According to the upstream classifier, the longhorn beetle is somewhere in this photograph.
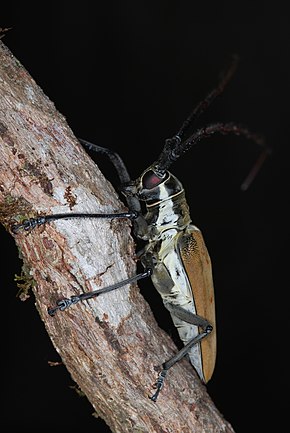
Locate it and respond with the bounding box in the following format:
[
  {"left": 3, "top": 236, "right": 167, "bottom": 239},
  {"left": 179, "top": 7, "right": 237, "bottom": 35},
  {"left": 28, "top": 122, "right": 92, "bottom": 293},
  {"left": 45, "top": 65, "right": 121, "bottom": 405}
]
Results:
[{"left": 12, "top": 58, "right": 269, "bottom": 402}]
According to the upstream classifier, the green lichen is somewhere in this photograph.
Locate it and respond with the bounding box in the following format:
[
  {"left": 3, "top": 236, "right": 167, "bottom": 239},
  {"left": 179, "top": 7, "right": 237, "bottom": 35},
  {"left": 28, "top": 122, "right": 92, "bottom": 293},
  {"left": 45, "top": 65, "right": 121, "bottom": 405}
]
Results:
[{"left": 14, "top": 265, "right": 36, "bottom": 301}]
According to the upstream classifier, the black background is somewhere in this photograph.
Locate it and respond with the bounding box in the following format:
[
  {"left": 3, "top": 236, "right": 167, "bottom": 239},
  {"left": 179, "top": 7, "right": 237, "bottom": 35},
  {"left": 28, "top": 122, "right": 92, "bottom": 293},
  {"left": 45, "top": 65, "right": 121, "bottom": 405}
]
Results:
[{"left": 1, "top": 2, "right": 289, "bottom": 432}]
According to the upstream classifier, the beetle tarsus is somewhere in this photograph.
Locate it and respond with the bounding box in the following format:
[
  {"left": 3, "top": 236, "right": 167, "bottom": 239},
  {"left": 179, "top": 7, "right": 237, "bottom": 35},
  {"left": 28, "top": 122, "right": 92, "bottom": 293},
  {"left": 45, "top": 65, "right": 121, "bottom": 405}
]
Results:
[
  {"left": 206, "top": 324, "right": 213, "bottom": 334},
  {"left": 149, "top": 369, "right": 168, "bottom": 402},
  {"left": 11, "top": 216, "right": 46, "bottom": 233},
  {"left": 48, "top": 295, "right": 80, "bottom": 316}
]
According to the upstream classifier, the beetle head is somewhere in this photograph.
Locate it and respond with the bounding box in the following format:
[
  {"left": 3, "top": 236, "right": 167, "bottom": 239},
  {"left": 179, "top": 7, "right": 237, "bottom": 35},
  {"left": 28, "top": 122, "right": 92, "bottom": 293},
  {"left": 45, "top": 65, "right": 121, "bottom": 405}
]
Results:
[{"left": 131, "top": 167, "right": 184, "bottom": 206}]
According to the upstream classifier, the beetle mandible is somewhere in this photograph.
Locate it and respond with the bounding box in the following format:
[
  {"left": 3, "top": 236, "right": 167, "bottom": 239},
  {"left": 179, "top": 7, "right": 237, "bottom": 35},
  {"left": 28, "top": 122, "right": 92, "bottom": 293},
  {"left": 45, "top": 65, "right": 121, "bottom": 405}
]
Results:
[{"left": 12, "top": 58, "right": 269, "bottom": 401}]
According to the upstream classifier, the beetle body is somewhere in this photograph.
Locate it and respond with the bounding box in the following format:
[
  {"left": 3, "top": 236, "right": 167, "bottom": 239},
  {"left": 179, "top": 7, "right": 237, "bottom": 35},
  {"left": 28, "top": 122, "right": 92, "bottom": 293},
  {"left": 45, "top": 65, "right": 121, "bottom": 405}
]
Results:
[
  {"left": 131, "top": 169, "right": 216, "bottom": 383},
  {"left": 12, "top": 58, "right": 268, "bottom": 400}
]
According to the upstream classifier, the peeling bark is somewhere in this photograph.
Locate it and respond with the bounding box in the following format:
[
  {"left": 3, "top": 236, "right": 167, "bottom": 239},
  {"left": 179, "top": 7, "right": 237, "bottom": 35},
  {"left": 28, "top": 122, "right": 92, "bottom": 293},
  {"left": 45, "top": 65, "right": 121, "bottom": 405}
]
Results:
[{"left": 0, "top": 40, "right": 235, "bottom": 433}]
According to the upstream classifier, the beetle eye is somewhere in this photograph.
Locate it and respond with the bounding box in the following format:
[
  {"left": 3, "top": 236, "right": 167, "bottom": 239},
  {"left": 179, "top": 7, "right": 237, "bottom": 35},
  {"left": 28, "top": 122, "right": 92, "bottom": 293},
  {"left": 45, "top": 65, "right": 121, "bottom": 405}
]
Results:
[{"left": 142, "top": 170, "right": 165, "bottom": 189}]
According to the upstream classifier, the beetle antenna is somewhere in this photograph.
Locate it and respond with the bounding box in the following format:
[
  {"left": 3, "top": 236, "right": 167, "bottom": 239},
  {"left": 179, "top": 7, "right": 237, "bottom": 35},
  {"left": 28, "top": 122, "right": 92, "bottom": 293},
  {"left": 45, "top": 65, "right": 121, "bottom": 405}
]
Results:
[
  {"left": 154, "top": 55, "right": 239, "bottom": 176},
  {"left": 153, "top": 56, "right": 270, "bottom": 186},
  {"left": 154, "top": 122, "right": 270, "bottom": 187},
  {"left": 240, "top": 147, "right": 271, "bottom": 191},
  {"left": 175, "top": 54, "right": 239, "bottom": 141}
]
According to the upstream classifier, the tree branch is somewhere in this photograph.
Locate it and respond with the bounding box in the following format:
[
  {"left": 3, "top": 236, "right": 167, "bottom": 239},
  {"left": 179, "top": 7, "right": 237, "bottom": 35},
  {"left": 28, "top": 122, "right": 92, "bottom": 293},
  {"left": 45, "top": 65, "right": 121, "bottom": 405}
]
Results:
[{"left": 0, "top": 40, "right": 235, "bottom": 433}]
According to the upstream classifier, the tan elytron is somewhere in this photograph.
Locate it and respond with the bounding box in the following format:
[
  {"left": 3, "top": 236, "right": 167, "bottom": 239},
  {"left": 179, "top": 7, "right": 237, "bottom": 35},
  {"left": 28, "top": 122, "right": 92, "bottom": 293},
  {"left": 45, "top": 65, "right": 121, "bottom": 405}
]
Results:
[{"left": 178, "top": 228, "right": 216, "bottom": 382}]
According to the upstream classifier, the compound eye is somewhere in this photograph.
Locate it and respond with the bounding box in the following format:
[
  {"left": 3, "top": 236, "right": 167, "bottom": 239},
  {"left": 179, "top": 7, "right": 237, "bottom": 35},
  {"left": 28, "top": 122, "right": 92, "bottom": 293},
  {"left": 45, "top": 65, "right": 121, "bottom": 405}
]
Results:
[{"left": 142, "top": 170, "right": 165, "bottom": 189}]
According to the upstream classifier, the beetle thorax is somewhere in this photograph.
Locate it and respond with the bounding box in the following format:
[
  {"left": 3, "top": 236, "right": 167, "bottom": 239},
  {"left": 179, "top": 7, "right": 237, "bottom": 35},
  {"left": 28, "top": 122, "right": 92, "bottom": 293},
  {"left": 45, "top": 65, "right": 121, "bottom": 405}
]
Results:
[{"left": 144, "top": 191, "right": 192, "bottom": 239}]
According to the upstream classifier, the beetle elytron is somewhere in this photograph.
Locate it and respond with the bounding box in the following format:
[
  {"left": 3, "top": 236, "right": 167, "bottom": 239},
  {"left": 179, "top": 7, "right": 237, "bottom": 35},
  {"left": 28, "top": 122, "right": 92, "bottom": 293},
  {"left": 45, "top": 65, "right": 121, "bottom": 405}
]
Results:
[{"left": 13, "top": 58, "right": 269, "bottom": 401}]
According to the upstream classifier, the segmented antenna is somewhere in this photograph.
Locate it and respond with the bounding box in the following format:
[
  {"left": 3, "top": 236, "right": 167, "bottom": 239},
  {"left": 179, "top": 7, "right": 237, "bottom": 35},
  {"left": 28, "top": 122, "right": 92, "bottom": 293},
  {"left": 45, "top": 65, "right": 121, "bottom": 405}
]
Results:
[
  {"left": 240, "top": 147, "right": 271, "bottom": 191},
  {"left": 153, "top": 57, "right": 270, "bottom": 189},
  {"left": 175, "top": 55, "right": 239, "bottom": 141}
]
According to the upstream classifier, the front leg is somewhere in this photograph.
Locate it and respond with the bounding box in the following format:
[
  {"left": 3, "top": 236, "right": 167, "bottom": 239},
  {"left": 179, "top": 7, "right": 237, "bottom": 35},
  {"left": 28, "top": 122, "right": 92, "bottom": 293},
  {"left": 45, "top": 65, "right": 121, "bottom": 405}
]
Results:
[{"left": 11, "top": 211, "right": 138, "bottom": 233}]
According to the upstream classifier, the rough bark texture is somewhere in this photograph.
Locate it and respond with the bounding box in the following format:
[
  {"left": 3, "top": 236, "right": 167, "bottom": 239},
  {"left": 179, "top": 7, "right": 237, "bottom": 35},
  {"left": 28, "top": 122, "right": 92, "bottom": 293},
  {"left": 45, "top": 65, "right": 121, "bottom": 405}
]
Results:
[{"left": 0, "top": 40, "right": 235, "bottom": 433}]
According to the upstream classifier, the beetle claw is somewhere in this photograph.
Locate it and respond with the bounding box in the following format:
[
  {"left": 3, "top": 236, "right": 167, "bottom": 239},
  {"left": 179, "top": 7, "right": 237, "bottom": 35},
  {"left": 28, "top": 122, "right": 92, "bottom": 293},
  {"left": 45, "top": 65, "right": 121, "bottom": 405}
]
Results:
[
  {"left": 47, "top": 295, "right": 81, "bottom": 316},
  {"left": 11, "top": 217, "right": 46, "bottom": 233},
  {"left": 149, "top": 369, "right": 168, "bottom": 402}
]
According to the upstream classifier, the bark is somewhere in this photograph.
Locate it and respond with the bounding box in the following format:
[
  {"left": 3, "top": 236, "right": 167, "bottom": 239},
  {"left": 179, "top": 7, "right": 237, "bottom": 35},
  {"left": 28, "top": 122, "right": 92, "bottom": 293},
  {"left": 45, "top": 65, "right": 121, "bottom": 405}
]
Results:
[{"left": 0, "top": 40, "right": 235, "bottom": 433}]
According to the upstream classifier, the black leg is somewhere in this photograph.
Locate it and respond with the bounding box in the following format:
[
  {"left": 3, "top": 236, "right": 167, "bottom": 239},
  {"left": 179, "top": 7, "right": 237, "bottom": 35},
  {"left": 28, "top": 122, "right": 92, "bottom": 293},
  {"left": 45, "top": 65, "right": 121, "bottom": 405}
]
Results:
[
  {"left": 48, "top": 269, "right": 151, "bottom": 316},
  {"left": 11, "top": 138, "right": 137, "bottom": 234},
  {"left": 11, "top": 211, "right": 138, "bottom": 233},
  {"left": 79, "top": 138, "right": 131, "bottom": 185},
  {"left": 149, "top": 304, "right": 212, "bottom": 402},
  {"left": 79, "top": 138, "right": 148, "bottom": 237}
]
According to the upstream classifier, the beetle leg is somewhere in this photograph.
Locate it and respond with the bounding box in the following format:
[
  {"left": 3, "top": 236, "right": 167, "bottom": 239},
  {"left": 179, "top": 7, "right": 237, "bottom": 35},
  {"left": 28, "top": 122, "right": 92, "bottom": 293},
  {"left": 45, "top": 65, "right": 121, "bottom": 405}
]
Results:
[
  {"left": 11, "top": 211, "right": 138, "bottom": 233},
  {"left": 149, "top": 304, "right": 212, "bottom": 402},
  {"left": 48, "top": 269, "right": 152, "bottom": 316},
  {"left": 79, "top": 138, "right": 148, "bottom": 237},
  {"left": 78, "top": 138, "right": 131, "bottom": 185}
]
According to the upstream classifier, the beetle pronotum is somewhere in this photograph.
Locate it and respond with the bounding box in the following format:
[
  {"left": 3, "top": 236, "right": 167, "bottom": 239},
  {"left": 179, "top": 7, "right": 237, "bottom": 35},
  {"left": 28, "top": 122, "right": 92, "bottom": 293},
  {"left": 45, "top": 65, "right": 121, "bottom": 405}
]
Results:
[{"left": 13, "top": 57, "right": 269, "bottom": 401}]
